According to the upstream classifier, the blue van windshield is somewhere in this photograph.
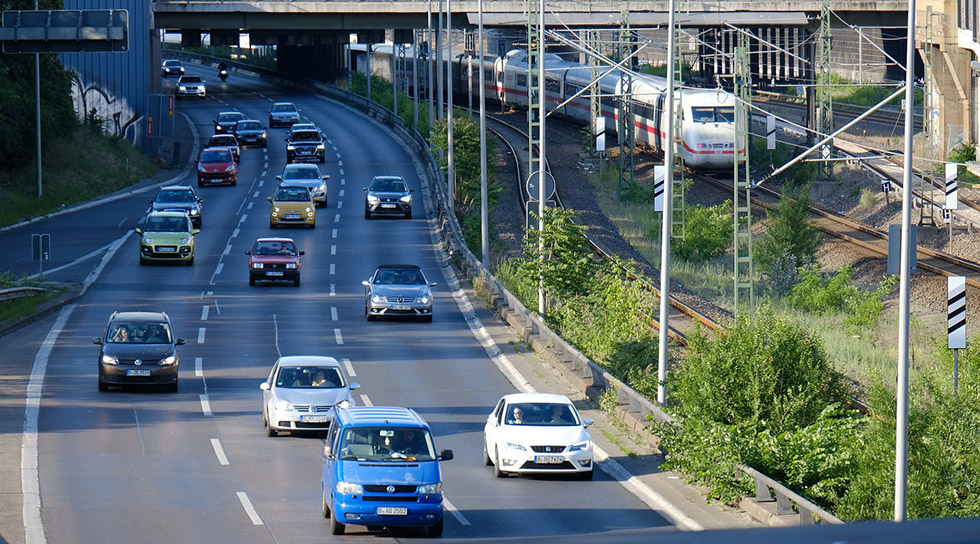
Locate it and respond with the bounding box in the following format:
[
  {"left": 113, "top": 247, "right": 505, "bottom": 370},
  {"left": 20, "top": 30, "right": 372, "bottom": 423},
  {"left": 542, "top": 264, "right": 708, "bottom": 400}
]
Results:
[{"left": 338, "top": 427, "right": 436, "bottom": 461}]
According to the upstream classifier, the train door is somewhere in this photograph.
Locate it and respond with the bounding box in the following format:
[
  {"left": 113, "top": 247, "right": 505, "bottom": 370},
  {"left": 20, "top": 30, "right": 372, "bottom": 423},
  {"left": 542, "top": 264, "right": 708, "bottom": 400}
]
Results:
[
  {"left": 494, "top": 58, "right": 505, "bottom": 102},
  {"left": 653, "top": 93, "right": 665, "bottom": 153}
]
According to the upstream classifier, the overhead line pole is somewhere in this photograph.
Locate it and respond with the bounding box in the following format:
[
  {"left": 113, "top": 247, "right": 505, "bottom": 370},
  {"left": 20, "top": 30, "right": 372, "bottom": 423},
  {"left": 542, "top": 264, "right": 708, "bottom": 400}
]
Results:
[
  {"left": 35, "top": 0, "right": 42, "bottom": 199},
  {"left": 437, "top": 0, "right": 444, "bottom": 120},
  {"left": 657, "top": 0, "right": 678, "bottom": 406},
  {"left": 536, "top": 0, "right": 546, "bottom": 318},
  {"left": 447, "top": 0, "right": 455, "bottom": 215},
  {"left": 479, "top": 0, "right": 489, "bottom": 264},
  {"left": 428, "top": 0, "right": 435, "bottom": 129}
]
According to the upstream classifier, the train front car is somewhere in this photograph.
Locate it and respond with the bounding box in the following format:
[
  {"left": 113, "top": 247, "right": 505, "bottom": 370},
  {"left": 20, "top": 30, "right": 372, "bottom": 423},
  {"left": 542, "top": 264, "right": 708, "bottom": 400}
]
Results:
[{"left": 677, "top": 90, "right": 737, "bottom": 171}]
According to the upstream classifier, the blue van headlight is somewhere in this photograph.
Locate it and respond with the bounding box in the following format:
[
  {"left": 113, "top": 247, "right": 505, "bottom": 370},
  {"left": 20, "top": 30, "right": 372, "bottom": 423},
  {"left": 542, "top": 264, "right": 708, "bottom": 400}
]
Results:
[
  {"left": 336, "top": 482, "right": 364, "bottom": 495},
  {"left": 418, "top": 483, "right": 442, "bottom": 494}
]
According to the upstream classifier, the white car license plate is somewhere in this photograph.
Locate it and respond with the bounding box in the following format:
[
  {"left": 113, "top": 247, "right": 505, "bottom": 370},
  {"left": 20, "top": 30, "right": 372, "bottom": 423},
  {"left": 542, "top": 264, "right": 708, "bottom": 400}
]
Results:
[
  {"left": 381, "top": 203, "right": 396, "bottom": 208},
  {"left": 377, "top": 507, "right": 408, "bottom": 516},
  {"left": 392, "top": 304, "right": 411, "bottom": 310},
  {"left": 157, "top": 247, "right": 176, "bottom": 252},
  {"left": 126, "top": 369, "right": 152, "bottom": 377},
  {"left": 300, "top": 415, "right": 330, "bottom": 423},
  {"left": 285, "top": 214, "right": 300, "bottom": 219},
  {"left": 535, "top": 455, "right": 565, "bottom": 464},
  {"left": 266, "top": 271, "right": 284, "bottom": 277}
]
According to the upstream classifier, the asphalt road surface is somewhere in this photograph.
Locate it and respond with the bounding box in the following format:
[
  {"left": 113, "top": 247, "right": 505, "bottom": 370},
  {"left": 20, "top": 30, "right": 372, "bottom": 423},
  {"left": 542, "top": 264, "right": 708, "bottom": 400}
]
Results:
[{"left": 4, "top": 66, "right": 672, "bottom": 543}]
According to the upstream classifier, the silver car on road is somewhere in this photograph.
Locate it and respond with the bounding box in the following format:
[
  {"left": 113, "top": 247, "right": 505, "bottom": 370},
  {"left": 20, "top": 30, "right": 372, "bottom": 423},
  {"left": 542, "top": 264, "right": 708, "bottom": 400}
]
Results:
[
  {"left": 276, "top": 163, "right": 329, "bottom": 207},
  {"left": 260, "top": 356, "right": 359, "bottom": 436},
  {"left": 362, "top": 264, "right": 435, "bottom": 322}
]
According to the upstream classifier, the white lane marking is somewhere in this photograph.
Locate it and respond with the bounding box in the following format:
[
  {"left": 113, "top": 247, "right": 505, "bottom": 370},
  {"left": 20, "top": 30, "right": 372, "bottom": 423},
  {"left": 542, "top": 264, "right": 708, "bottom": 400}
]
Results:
[
  {"left": 332, "top": 145, "right": 338, "bottom": 151},
  {"left": 339, "top": 168, "right": 344, "bottom": 175},
  {"left": 247, "top": 201, "right": 254, "bottom": 210},
  {"left": 341, "top": 358, "right": 356, "bottom": 377},
  {"left": 339, "top": 189, "right": 345, "bottom": 197},
  {"left": 25, "top": 228, "right": 130, "bottom": 280},
  {"left": 211, "top": 439, "right": 230, "bottom": 466},
  {"left": 258, "top": 179, "right": 264, "bottom": 187},
  {"left": 117, "top": 217, "right": 128, "bottom": 228},
  {"left": 200, "top": 395, "right": 212, "bottom": 416},
  {"left": 214, "top": 299, "right": 221, "bottom": 315},
  {"left": 359, "top": 394, "right": 373, "bottom": 406},
  {"left": 261, "top": 170, "right": 267, "bottom": 177},
  {"left": 327, "top": 139, "right": 333, "bottom": 144},
  {"left": 330, "top": 245, "right": 336, "bottom": 255},
  {"left": 329, "top": 264, "right": 335, "bottom": 275},
  {"left": 195, "top": 357, "right": 203, "bottom": 377},
  {"left": 201, "top": 306, "right": 209, "bottom": 321},
  {"left": 232, "top": 228, "right": 240, "bottom": 238},
  {"left": 330, "top": 307, "right": 338, "bottom": 321},
  {"left": 207, "top": 290, "right": 213, "bottom": 296},
  {"left": 263, "top": 161, "right": 268, "bottom": 169},
  {"left": 335, "top": 152, "right": 342, "bottom": 158},
  {"left": 338, "top": 160, "right": 343, "bottom": 166},
  {"left": 443, "top": 498, "right": 471, "bottom": 526},
  {"left": 332, "top": 229, "right": 338, "bottom": 239},
  {"left": 329, "top": 284, "right": 336, "bottom": 296},
  {"left": 236, "top": 492, "right": 264, "bottom": 525},
  {"left": 133, "top": 405, "right": 146, "bottom": 455},
  {"left": 223, "top": 244, "right": 231, "bottom": 256},
  {"left": 334, "top": 214, "right": 340, "bottom": 223},
  {"left": 334, "top": 329, "right": 344, "bottom": 345},
  {"left": 253, "top": 191, "right": 259, "bottom": 197},
  {"left": 341, "top": 179, "right": 345, "bottom": 186},
  {"left": 273, "top": 314, "right": 281, "bottom": 356},
  {"left": 215, "top": 263, "right": 224, "bottom": 275},
  {"left": 337, "top": 201, "right": 343, "bottom": 209},
  {"left": 239, "top": 214, "right": 248, "bottom": 223},
  {"left": 198, "top": 327, "right": 206, "bottom": 344}
]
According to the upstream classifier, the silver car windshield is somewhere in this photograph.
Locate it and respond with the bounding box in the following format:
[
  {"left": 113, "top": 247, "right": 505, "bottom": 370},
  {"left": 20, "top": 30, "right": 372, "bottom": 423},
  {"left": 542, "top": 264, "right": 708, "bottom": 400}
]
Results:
[
  {"left": 283, "top": 166, "right": 319, "bottom": 180},
  {"left": 373, "top": 268, "right": 425, "bottom": 285},
  {"left": 337, "top": 427, "right": 436, "bottom": 461},
  {"left": 275, "top": 366, "right": 344, "bottom": 388}
]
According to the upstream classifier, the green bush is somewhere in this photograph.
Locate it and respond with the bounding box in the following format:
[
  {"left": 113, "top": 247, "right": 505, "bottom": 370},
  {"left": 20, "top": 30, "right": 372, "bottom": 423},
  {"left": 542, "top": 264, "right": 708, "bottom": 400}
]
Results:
[
  {"left": 755, "top": 185, "right": 822, "bottom": 275},
  {"left": 947, "top": 143, "right": 980, "bottom": 185},
  {"left": 787, "top": 267, "right": 898, "bottom": 330},
  {"left": 672, "top": 200, "right": 733, "bottom": 263}
]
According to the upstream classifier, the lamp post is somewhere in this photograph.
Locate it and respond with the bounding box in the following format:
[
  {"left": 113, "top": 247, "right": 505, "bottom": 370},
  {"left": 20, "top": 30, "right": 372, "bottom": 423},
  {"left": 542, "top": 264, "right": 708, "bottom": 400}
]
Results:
[
  {"left": 657, "top": 0, "right": 678, "bottom": 405},
  {"left": 479, "top": 0, "right": 488, "bottom": 263}
]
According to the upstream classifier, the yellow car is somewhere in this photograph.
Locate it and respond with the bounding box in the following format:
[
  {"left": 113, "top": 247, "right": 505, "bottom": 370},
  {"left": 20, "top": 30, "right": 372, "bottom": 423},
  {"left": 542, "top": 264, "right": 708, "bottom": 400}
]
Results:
[
  {"left": 269, "top": 183, "right": 316, "bottom": 228},
  {"left": 136, "top": 211, "right": 199, "bottom": 265}
]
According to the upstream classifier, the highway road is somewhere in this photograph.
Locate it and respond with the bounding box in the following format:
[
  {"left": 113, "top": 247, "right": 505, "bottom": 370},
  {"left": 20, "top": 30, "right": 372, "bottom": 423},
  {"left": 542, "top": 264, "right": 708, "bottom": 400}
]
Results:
[{"left": 3, "top": 66, "right": 672, "bottom": 542}]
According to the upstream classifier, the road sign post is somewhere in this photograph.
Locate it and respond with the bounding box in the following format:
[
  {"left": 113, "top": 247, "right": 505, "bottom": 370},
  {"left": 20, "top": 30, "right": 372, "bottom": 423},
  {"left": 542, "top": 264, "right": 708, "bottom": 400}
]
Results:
[
  {"left": 31, "top": 233, "right": 50, "bottom": 277},
  {"left": 948, "top": 276, "right": 966, "bottom": 393}
]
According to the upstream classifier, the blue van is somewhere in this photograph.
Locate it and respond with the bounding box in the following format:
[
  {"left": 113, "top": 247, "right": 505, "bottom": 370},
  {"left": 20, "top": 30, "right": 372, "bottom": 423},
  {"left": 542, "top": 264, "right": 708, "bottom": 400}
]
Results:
[{"left": 321, "top": 406, "right": 454, "bottom": 536}]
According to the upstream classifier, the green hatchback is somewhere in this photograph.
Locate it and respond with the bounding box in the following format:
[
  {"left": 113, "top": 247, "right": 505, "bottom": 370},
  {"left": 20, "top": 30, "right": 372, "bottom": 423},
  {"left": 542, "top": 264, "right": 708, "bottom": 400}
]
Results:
[{"left": 136, "top": 211, "right": 199, "bottom": 265}]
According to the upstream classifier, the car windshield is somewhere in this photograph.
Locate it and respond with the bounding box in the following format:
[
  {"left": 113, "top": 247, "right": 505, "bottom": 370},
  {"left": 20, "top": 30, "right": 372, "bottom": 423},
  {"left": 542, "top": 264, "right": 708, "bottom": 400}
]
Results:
[
  {"left": 238, "top": 121, "right": 262, "bottom": 131},
  {"left": 144, "top": 215, "right": 189, "bottom": 233},
  {"left": 209, "top": 136, "right": 236, "bottom": 146},
  {"left": 272, "top": 104, "right": 296, "bottom": 112},
  {"left": 373, "top": 268, "right": 424, "bottom": 285},
  {"left": 201, "top": 150, "right": 232, "bottom": 163},
  {"left": 370, "top": 178, "right": 407, "bottom": 192},
  {"left": 504, "top": 402, "right": 579, "bottom": 426},
  {"left": 252, "top": 240, "right": 298, "bottom": 256},
  {"left": 106, "top": 322, "right": 172, "bottom": 344},
  {"left": 290, "top": 131, "right": 320, "bottom": 142},
  {"left": 164, "top": 61, "right": 181, "bottom": 67},
  {"left": 218, "top": 113, "right": 243, "bottom": 123},
  {"left": 274, "top": 187, "right": 311, "bottom": 202},
  {"left": 156, "top": 190, "right": 194, "bottom": 203},
  {"left": 275, "top": 366, "right": 343, "bottom": 388},
  {"left": 337, "top": 427, "right": 436, "bottom": 462},
  {"left": 181, "top": 76, "right": 202, "bottom": 83},
  {"left": 283, "top": 166, "right": 319, "bottom": 180}
]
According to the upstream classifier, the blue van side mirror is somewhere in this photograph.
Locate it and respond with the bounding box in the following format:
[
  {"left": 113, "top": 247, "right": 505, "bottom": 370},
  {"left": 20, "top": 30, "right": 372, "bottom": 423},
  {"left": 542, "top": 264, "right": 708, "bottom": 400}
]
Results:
[{"left": 439, "top": 449, "right": 453, "bottom": 461}]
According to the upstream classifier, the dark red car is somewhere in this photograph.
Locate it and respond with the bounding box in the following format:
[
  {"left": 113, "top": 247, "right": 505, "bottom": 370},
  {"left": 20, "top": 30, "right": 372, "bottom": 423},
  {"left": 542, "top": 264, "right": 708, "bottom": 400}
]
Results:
[
  {"left": 197, "top": 148, "right": 237, "bottom": 187},
  {"left": 246, "top": 238, "right": 304, "bottom": 286}
]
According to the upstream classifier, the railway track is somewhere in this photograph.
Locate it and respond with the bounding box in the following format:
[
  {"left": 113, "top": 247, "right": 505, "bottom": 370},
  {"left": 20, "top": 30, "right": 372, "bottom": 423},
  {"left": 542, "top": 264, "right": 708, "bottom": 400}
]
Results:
[{"left": 753, "top": 94, "right": 923, "bottom": 133}]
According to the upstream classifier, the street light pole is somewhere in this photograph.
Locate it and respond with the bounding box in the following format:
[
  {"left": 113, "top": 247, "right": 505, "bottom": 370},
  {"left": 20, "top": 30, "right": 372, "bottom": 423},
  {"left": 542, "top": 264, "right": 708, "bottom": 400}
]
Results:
[
  {"left": 536, "top": 0, "right": 546, "bottom": 317},
  {"left": 436, "top": 0, "right": 444, "bottom": 120},
  {"left": 447, "top": 0, "right": 455, "bottom": 216},
  {"left": 657, "top": 0, "right": 678, "bottom": 405},
  {"left": 428, "top": 0, "right": 434, "bottom": 128},
  {"left": 479, "top": 0, "right": 489, "bottom": 263},
  {"left": 35, "top": 0, "right": 42, "bottom": 199}
]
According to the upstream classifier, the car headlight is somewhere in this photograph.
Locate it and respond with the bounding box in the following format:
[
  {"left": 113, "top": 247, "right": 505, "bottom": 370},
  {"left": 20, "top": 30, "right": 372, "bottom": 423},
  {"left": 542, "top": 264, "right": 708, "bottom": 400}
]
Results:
[
  {"left": 317, "top": 183, "right": 326, "bottom": 191},
  {"left": 335, "top": 399, "right": 351, "bottom": 409},
  {"left": 253, "top": 262, "right": 264, "bottom": 269},
  {"left": 101, "top": 354, "right": 118, "bottom": 365},
  {"left": 274, "top": 207, "right": 280, "bottom": 212},
  {"left": 416, "top": 295, "right": 430, "bottom": 304},
  {"left": 261, "top": 133, "right": 267, "bottom": 139},
  {"left": 287, "top": 144, "right": 295, "bottom": 151},
  {"left": 317, "top": 143, "right": 325, "bottom": 150},
  {"left": 197, "top": 164, "right": 207, "bottom": 172},
  {"left": 273, "top": 400, "right": 294, "bottom": 411},
  {"left": 336, "top": 482, "right": 363, "bottom": 495},
  {"left": 179, "top": 86, "right": 187, "bottom": 91},
  {"left": 159, "top": 354, "right": 177, "bottom": 366},
  {"left": 569, "top": 441, "right": 591, "bottom": 452},
  {"left": 285, "top": 263, "right": 296, "bottom": 269},
  {"left": 367, "top": 195, "right": 379, "bottom": 204},
  {"left": 189, "top": 208, "right": 199, "bottom": 215},
  {"left": 505, "top": 442, "right": 527, "bottom": 451},
  {"left": 400, "top": 195, "right": 412, "bottom": 203},
  {"left": 179, "top": 237, "right": 191, "bottom": 244},
  {"left": 372, "top": 294, "right": 386, "bottom": 303},
  {"left": 141, "top": 236, "right": 153, "bottom": 245},
  {"left": 304, "top": 207, "right": 311, "bottom": 213},
  {"left": 224, "top": 163, "right": 235, "bottom": 172},
  {"left": 418, "top": 483, "right": 442, "bottom": 494}
]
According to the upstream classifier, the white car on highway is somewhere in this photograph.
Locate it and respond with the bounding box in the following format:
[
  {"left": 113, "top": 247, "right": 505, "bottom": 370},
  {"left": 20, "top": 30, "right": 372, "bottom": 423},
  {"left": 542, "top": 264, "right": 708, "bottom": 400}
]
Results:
[
  {"left": 483, "top": 393, "right": 594, "bottom": 479},
  {"left": 260, "top": 356, "right": 359, "bottom": 437}
]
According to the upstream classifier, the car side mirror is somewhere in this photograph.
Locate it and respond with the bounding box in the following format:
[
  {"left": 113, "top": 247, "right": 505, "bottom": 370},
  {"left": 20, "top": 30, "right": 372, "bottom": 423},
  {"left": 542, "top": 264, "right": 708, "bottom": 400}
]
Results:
[
  {"left": 134, "top": 228, "right": 142, "bottom": 234},
  {"left": 322, "top": 175, "right": 330, "bottom": 180},
  {"left": 361, "top": 280, "right": 371, "bottom": 287},
  {"left": 299, "top": 250, "right": 305, "bottom": 256},
  {"left": 323, "top": 445, "right": 334, "bottom": 459},
  {"left": 267, "top": 197, "right": 273, "bottom": 202},
  {"left": 259, "top": 382, "right": 271, "bottom": 391},
  {"left": 245, "top": 251, "right": 251, "bottom": 255},
  {"left": 486, "top": 414, "right": 496, "bottom": 425},
  {"left": 349, "top": 382, "right": 360, "bottom": 390},
  {"left": 410, "top": 189, "right": 415, "bottom": 193},
  {"left": 92, "top": 337, "right": 103, "bottom": 345},
  {"left": 175, "top": 338, "right": 186, "bottom": 346},
  {"left": 363, "top": 188, "right": 369, "bottom": 192},
  {"left": 192, "top": 229, "right": 200, "bottom": 236},
  {"left": 213, "top": 120, "right": 219, "bottom": 125},
  {"left": 275, "top": 176, "right": 283, "bottom": 181},
  {"left": 583, "top": 418, "right": 594, "bottom": 428},
  {"left": 429, "top": 282, "right": 438, "bottom": 287},
  {"left": 284, "top": 137, "right": 289, "bottom": 142},
  {"left": 439, "top": 449, "right": 454, "bottom": 461}
]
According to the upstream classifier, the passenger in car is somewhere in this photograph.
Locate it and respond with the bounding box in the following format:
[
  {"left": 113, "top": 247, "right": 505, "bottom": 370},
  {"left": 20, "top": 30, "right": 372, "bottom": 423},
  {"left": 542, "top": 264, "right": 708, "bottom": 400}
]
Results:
[
  {"left": 111, "top": 325, "right": 131, "bottom": 343},
  {"left": 508, "top": 406, "right": 524, "bottom": 424}
]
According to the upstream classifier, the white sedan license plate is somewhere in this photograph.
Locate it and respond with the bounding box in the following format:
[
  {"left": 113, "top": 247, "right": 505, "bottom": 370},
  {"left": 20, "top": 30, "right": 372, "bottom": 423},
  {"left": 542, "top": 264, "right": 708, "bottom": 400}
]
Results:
[
  {"left": 266, "top": 271, "right": 284, "bottom": 277},
  {"left": 535, "top": 455, "right": 565, "bottom": 464},
  {"left": 126, "top": 369, "right": 152, "bottom": 377},
  {"left": 381, "top": 203, "right": 396, "bottom": 208},
  {"left": 156, "top": 247, "right": 176, "bottom": 252},
  {"left": 377, "top": 507, "right": 408, "bottom": 516},
  {"left": 392, "top": 304, "right": 411, "bottom": 310},
  {"left": 300, "top": 415, "right": 330, "bottom": 423}
]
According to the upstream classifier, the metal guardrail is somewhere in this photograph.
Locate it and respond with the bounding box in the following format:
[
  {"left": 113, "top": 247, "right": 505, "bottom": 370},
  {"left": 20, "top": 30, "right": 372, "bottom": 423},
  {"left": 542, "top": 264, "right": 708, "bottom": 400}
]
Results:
[
  {"left": 0, "top": 286, "right": 46, "bottom": 302},
  {"left": 172, "top": 50, "right": 845, "bottom": 526}
]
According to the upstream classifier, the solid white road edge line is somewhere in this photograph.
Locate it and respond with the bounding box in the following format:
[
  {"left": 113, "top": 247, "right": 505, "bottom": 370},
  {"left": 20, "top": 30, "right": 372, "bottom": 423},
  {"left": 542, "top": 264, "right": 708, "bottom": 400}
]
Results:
[
  {"left": 443, "top": 498, "right": 471, "bottom": 526},
  {"left": 341, "top": 358, "right": 356, "bottom": 377},
  {"left": 210, "top": 438, "right": 230, "bottom": 466},
  {"left": 236, "top": 492, "right": 264, "bottom": 525},
  {"left": 21, "top": 230, "right": 131, "bottom": 543}
]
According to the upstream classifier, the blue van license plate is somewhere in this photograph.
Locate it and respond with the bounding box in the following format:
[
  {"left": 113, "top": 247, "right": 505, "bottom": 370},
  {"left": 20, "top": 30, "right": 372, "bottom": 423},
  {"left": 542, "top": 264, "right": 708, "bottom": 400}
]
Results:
[{"left": 377, "top": 507, "right": 408, "bottom": 516}]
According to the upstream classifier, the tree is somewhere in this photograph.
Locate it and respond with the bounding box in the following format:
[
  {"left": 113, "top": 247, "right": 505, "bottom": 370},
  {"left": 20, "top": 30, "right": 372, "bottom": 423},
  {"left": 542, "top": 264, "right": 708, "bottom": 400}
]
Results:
[{"left": 755, "top": 185, "right": 822, "bottom": 275}]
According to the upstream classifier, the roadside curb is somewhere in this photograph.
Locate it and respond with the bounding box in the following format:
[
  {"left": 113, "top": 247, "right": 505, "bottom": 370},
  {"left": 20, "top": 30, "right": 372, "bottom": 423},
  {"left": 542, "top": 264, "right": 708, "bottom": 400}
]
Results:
[{"left": 0, "top": 286, "right": 82, "bottom": 339}]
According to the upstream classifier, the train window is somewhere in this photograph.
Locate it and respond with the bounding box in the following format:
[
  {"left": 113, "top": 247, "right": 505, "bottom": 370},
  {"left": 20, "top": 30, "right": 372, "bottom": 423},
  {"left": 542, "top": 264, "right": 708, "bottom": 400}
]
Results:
[
  {"left": 566, "top": 83, "right": 582, "bottom": 97},
  {"left": 545, "top": 79, "right": 561, "bottom": 93},
  {"left": 716, "top": 107, "right": 735, "bottom": 123},
  {"left": 516, "top": 74, "right": 527, "bottom": 87},
  {"left": 691, "top": 107, "right": 715, "bottom": 123}
]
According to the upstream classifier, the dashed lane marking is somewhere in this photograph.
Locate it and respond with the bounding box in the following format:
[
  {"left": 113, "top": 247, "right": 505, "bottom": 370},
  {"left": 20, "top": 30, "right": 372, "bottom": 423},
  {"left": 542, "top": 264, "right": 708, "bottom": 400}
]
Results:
[
  {"left": 200, "top": 395, "right": 212, "bottom": 416},
  {"left": 331, "top": 245, "right": 336, "bottom": 255},
  {"left": 329, "top": 264, "right": 335, "bottom": 275},
  {"left": 210, "top": 439, "right": 230, "bottom": 466},
  {"left": 198, "top": 327, "right": 206, "bottom": 344},
  {"left": 329, "top": 284, "right": 336, "bottom": 296},
  {"left": 236, "top": 492, "right": 264, "bottom": 525},
  {"left": 330, "top": 307, "right": 338, "bottom": 321},
  {"left": 341, "top": 357, "right": 356, "bottom": 377},
  {"left": 239, "top": 214, "right": 247, "bottom": 223},
  {"left": 339, "top": 189, "right": 345, "bottom": 197},
  {"left": 223, "top": 244, "right": 231, "bottom": 256},
  {"left": 247, "top": 201, "right": 254, "bottom": 210},
  {"left": 253, "top": 191, "right": 259, "bottom": 197},
  {"left": 232, "top": 228, "right": 240, "bottom": 238},
  {"left": 359, "top": 394, "right": 372, "bottom": 406},
  {"left": 332, "top": 229, "right": 338, "bottom": 239},
  {"left": 201, "top": 306, "right": 209, "bottom": 321},
  {"left": 334, "top": 329, "right": 344, "bottom": 345},
  {"left": 334, "top": 214, "right": 340, "bottom": 223},
  {"left": 337, "top": 201, "right": 343, "bottom": 209},
  {"left": 195, "top": 357, "right": 203, "bottom": 377}
]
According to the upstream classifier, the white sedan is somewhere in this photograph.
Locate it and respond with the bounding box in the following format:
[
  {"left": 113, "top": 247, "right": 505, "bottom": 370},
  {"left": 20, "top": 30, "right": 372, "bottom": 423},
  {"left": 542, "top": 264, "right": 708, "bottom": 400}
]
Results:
[
  {"left": 483, "top": 393, "right": 594, "bottom": 479},
  {"left": 260, "top": 356, "right": 359, "bottom": 437}
]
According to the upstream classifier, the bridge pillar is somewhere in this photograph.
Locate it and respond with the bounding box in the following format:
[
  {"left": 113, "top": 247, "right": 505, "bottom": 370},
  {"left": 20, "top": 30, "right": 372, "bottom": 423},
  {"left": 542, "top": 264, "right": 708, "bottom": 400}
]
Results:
[
  {"left": 918, "top": 7, "right": 973, "bottom": 158},
  {"left": 277, "top": 33, "right": 351, "bottom": 82}
]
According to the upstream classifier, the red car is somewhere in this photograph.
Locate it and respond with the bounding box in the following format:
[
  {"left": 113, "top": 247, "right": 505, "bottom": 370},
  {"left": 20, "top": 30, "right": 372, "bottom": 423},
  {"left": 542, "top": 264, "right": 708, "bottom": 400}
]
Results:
[
  {"left": 246, "top": 238, "right": 304, "bottom": 286},
  {"left": 197, "top": 148, "right": 237, "bottom": 187}
]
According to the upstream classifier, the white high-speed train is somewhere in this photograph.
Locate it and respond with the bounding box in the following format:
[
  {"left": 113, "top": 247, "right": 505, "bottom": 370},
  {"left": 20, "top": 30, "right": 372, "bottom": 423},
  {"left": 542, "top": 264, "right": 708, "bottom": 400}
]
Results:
[{"left": 353, "top": 45, "right": 738, "bottom": 171}]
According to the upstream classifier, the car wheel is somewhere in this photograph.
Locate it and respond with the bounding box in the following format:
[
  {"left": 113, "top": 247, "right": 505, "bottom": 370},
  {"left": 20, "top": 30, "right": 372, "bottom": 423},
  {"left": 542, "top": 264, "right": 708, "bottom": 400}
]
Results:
[
  {"left": 578, "top": 469, "right": 594, "bottom": 481},
  {"left": 270, "top": 222, "right": 276, "bottom": 229},
  {"left": 319, "top": 156, "right": 326, "bottom": 164},
  {"left": 405, "top": 208, "right": 412, "bottom": 219},
  {"left": 309, "top": 223, "right": 315, "bottom": 229},
  {"left": 139, "top": 257, "right": 146, "bottom": 266},
  {"left": 249, "top": 277, "right": 256, "bottom": 286},
  {"left": 329, "top": 511, "right": 345, "bottom": 535},
  {"left": 321, "top": 489, "right": 331, "bottom": 518},
  {"left": 366, "top": 313, "right": 376, "bottom": 322},
  {"left": 294, "top": 276, "right": 300, "bottom": 287},
  {"left": 98, "top": 374, "right": 108, "bottom": 392},
  {"left": 483, "top": 442, "right": 492, "bottom": 466},
  {"left": 364, "top": 209, "right": 371, "bottom": 219},
  {"left": 186, "top": 256, "right": 194, "bottom": 266},
  {"left": 428, "top": 517, "right": 444, "bottom": 537},
  {"left": 422, "top": 314, "right": 433, "bottom": 323},
  {"left": 493, "top": 449, "right": 507, "bottom": 478},
  {"left": 267, "top": 422, "right": 277, "bottom": 437},
  {"left": 168, "top": 380, "right": 178, "bottom": 393}
]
